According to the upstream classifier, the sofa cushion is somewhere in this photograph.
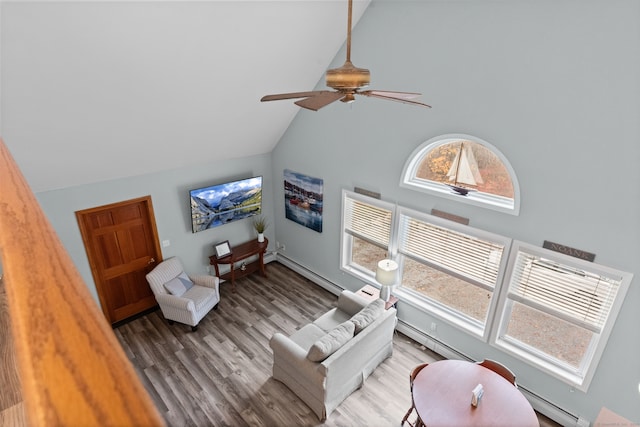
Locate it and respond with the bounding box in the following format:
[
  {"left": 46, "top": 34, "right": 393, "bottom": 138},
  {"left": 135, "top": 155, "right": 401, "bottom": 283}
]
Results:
[
  {"left": 336, "top": 290, "right": 370, "bottom": 316},
  {"left": 312, "top": 307, "right": 352, "bottom": 333},
  {"left": 290, "top": 323, "right": 327, "bottom": 352},
  {"left": 307, "top": 321, "right": 355, "bottom": 362},
  {"left": 350, "top": 299, "right": 385, "bottom": 334},
  {"left": 164, "top": 271, "right": 194, "bottom": 296}
]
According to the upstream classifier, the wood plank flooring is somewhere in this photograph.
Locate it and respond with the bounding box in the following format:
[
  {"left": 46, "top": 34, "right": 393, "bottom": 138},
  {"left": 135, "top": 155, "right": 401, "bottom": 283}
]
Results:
[
  {"left": 1, "top": 262, "right": 560, "bottom": 426},
  {"left": 114, "top": 262, "right": 561, "bottom": 427}
]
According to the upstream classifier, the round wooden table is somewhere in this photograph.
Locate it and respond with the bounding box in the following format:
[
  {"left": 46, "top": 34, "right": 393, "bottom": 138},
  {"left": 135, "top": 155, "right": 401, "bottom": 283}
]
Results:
[{"left": 412, "top": 359, "right": 539, "bottom": 427}]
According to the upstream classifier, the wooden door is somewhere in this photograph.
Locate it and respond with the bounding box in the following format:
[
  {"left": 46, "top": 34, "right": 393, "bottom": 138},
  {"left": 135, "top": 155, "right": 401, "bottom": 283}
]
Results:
[{"left": 76, "top": 196, "right": 162, "bottom": 324}]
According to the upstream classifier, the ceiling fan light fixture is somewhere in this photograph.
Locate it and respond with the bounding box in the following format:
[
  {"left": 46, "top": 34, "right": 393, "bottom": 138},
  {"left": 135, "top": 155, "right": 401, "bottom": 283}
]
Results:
[
  {"left": 326, "top": 61, "right": 371, "bottom": 90},
  {"left": 341, "top": 93, "right": 356, "bottom": 103}
]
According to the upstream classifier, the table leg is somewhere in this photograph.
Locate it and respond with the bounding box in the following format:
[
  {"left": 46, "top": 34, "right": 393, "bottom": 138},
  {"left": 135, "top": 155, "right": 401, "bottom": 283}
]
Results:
[
  {"left": 259, "top": 252, "right": 267, "bottom": 277},
  {"left": 230, "top": 263, "right": 236, "bottom": 292}
]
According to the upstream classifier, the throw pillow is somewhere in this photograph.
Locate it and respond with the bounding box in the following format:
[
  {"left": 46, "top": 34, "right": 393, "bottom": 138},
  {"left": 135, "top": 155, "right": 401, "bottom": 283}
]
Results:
[
  {"left": 164, "top": 271, "right": 194, "bottom": 296},
  {"left": 177, "top": 271, "right": 193, "bottom": 286},
  {"left": 350, "top": 299, "right": 385, "bottom": 334},
  {"left": 307, "top": 321, "right": 355, "bottom": 362}
]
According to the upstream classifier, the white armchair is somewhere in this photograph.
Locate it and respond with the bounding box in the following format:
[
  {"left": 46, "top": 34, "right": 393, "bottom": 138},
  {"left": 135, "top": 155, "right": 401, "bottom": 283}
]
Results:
[{"left": 145, "top": 257, "right": 220, "bottom": 331}]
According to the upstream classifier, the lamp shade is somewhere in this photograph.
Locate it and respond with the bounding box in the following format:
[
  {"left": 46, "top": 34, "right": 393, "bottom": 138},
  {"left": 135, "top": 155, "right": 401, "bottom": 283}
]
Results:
[{"left": 376, "top": 259, "right": 398, "bottom": 286}]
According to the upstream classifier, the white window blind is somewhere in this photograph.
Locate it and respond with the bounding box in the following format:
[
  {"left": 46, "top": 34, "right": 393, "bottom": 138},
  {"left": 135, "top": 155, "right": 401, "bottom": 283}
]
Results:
[
  {"left": 508, "top": 251, "right": 622, "bottom": 333},
  {"left": 398, "top": 213, "right": 505, "bottom": 289},
  {"left": 343, "top": 195, "right": 392, "bottom": 248}
]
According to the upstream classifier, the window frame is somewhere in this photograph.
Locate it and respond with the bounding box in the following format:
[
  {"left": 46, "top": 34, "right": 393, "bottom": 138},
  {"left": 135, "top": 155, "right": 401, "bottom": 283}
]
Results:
[
  {"left": 400, "top": 133, "right": 520, "bottom": 215},
  {"left": 339, "top": 189, "right": 632, "bottom": 391},
  {"left": 490, "top": 241, "right": 633, "bottom": 391},
  {"left": 394, "top": 206, "right": 512, "bottom": 340},
  {"left": 340, "top": 189, "right": 397, "bottom": 283}
]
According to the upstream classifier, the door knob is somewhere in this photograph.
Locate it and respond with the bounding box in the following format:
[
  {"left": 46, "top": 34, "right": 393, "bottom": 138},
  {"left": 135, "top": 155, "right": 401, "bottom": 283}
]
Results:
[{"left": 148, "top": 257, "right": 155, "bottom": 265}]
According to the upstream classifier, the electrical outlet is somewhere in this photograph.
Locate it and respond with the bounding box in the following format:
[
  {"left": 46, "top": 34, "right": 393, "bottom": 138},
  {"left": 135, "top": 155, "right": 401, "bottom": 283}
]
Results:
[{"left": 281, "top": 244, "right": 286, "bottom": 251}]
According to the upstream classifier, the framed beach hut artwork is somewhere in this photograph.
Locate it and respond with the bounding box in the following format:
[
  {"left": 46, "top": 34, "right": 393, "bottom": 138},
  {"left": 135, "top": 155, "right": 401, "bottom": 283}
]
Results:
[{"left": 284, "top": 169, "right": 323, "bottom": 233}]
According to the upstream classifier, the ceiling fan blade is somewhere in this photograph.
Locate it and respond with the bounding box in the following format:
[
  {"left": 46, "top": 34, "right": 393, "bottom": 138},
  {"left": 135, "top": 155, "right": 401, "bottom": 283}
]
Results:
[
  {"left": 261, "top": 91, "right": 325, "bottom": 102},
  {"left": 360, "top": 90, "right": 432, "bottom": 108},
  {"left": 294, "top": 91, "right": 345, "bottom": 111},
  {"left": 365, "top": 90, "right": 422, "bottom": 100}
]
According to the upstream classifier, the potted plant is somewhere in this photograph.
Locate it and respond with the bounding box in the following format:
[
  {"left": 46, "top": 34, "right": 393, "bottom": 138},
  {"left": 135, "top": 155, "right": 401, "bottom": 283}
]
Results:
[{"left": 253, "top": 215, "right": 268, "bottom": 243}]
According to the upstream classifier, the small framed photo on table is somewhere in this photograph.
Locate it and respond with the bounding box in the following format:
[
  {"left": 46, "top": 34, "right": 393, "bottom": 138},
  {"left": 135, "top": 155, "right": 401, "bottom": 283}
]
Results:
[{"left": 214, "top": 240, "right": 232, "bottom": 259}]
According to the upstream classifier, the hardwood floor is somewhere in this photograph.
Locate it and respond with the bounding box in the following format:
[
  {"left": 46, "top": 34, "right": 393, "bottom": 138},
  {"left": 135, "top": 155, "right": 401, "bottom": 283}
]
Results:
[
  {"left": 1, "top": 262, "right": 560, "bottom": 426},
  {"left": 114, "top": 262, "right": 561, "bottom": 427}
]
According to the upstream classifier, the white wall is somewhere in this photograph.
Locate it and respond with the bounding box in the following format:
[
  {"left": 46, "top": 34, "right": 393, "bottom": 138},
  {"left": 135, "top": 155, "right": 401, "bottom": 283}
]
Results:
[
  {"left": 271, "top": 0, "right": 640, "bottom": 423},
  {"left": 36, "top": 154, "right": 275, "bottom": 303}
]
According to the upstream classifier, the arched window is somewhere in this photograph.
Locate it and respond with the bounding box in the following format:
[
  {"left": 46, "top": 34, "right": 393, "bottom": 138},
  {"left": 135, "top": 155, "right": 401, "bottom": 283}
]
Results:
[{"left": 401, "top": 134, "right": 520, "bottom": 215}]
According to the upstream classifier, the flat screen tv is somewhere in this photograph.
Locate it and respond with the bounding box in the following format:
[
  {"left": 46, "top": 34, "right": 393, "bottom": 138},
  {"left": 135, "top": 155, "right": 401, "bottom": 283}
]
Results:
[{"left": 190, "top": 176, "right": 262, "bottom": 233}]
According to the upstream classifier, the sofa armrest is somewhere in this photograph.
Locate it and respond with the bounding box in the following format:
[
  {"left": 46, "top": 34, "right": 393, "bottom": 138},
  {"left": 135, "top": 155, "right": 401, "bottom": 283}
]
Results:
[
  {"left": 319, "top": 307, "right": 396, "bottom": 379},
  {"left": 336, "top": 290, "right": 369, "bottom": 316},
  {"left": 190, "top": 274, "right": 219, "bottom": 289},
  {"left": 155, "top": 293, "right": 195, "bottom": 311},
  {"left": 270, "top": 333, "right": 325, "bottom": 385}
]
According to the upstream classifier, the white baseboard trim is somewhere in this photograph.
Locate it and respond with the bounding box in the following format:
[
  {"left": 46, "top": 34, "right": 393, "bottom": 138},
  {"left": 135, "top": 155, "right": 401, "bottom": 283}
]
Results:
[
  {"left": 274, "top": 253, "right": 343, "bottom": 296},
  {"left": 396, "top": 319, "right": 469, "bottom": 361},
  {"left": 265, "top": 252, "right": 277, "bottom": 264}
]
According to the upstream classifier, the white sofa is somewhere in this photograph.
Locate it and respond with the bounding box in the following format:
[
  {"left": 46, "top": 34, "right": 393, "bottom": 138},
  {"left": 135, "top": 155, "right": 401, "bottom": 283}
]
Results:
[{"left": 269, "top": 290, "right": 397, "bottom": 420}]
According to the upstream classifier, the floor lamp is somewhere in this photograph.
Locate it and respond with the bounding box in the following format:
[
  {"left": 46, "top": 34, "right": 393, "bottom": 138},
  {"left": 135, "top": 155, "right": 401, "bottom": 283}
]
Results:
[{"left": 376, "top": 259, "right": 398, "bottom": 302}]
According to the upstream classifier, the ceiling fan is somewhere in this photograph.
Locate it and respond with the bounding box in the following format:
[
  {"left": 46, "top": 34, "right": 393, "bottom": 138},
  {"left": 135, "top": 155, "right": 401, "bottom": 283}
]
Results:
[{"left": 260, "top": 0, "right": 431, "bottom": 111}]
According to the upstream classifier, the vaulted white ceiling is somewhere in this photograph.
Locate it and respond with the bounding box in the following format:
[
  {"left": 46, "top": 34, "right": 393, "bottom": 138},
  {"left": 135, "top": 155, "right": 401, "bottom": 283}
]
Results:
[{"left": 0, "top": 0, "right": 369, "bottom": 192}]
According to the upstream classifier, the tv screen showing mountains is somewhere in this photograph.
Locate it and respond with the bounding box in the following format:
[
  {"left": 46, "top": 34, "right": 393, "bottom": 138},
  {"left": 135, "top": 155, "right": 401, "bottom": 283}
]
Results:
[{"left": 190, "top": 176, "right": 262, "bottom": 232}]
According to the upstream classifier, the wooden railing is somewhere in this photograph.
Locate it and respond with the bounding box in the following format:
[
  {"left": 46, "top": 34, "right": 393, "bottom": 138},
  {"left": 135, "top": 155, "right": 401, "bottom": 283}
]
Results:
[{"left": 0, "top": 138, "right": 164, "bottom": 426}]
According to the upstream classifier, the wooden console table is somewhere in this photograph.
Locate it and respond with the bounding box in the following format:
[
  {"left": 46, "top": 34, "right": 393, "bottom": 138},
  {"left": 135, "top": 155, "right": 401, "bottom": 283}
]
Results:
[{"left": 209, "top": 238, "right": 268, "bottom": 290}]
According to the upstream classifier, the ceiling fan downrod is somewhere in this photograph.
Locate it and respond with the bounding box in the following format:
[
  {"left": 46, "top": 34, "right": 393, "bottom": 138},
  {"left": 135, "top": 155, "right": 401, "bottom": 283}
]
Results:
[{"left": 325, "top": 0, "right": 371, "bottom": 93}]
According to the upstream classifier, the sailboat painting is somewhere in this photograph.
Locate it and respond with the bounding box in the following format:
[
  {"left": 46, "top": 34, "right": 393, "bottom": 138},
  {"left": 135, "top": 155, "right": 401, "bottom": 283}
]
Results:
[
  {"left": 284, "top": 169, "right": 323, "bottom": 233},
  {"left": 447, "top": 142, "right": 484, "bottom": 195}
]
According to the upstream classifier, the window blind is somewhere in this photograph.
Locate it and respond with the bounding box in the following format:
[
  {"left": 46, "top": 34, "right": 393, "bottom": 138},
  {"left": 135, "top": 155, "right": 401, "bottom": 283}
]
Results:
[
  {"left": 398, "top": 213, "right": 504, "bottom": 288},
  {"left": 508, "top": 251, "right": 622, "bottom": 333},
  {"left": 343, "top": 195, "right": 392, "bottom": 248}
]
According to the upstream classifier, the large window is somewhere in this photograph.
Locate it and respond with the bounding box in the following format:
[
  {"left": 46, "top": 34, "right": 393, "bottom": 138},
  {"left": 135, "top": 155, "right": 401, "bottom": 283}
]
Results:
[
  {"left": 340, "top": 190, "right": 632, "bottom": 390},
  {"left": 401, "top": 134, "right": 520, "bottom": 214},
  {"left": 491, "top": 242, "right": 632, "bottom": 391},
  {"left": 396, "top": 207, "right": 511, "bottom": 339},
  {"left": 340, "top": 190, "right": 395, "bottom": 279}
]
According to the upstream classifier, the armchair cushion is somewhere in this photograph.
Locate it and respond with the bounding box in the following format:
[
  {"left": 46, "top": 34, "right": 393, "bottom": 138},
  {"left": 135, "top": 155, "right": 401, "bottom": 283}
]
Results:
[
  {"left": 182, "top": 285, "right": 219, "bottom": 312},
  {"left": 164, "top": 271, "right": 194, "bottom": 296},
  {"left": 307, "top": 321, "right": 355, "bottom": 362},
  {"left": 350, "top": 299, "right": 385, "bottom": 334}
]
